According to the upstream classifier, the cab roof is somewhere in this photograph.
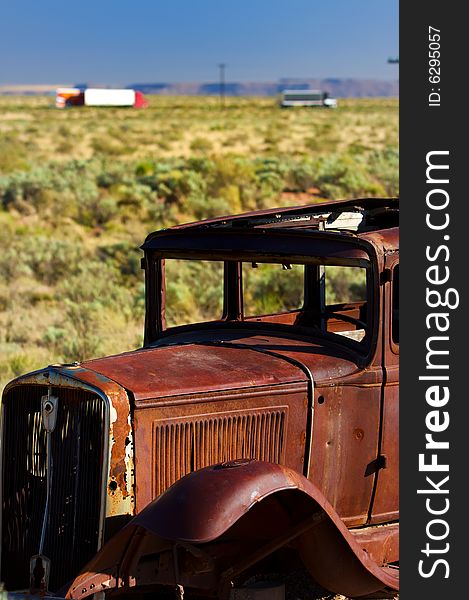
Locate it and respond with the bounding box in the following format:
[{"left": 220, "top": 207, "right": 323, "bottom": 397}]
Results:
[{"left": 142, "top": 197, "right": 399, "bottom": 255}]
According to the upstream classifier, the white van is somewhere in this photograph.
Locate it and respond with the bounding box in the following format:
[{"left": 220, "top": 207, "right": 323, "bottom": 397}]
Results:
[{"left": 280, "top": 89, "right": 337, "bottom": 108}]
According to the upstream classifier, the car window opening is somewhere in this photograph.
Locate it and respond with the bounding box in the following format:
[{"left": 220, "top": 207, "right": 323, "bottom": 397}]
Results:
[{"left": 163, "top": 258, "right": 370, "bottom": 346}]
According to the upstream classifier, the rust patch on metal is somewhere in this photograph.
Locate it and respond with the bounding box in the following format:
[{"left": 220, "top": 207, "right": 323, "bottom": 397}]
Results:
[
  {"left": 66, "top": 461, "right": 399, "bottom": 600},
  {"left": 106, "top": 388, "right": 134, "bottom": 515},
  {"left": 350, "top": 522, "right": 399, "bottom": 565},
  {"left": 5, "top": 365, "right": 135, "bottom": 520},
  {"left": 56, "top": 366, "right": 135, "bottom": 517}
]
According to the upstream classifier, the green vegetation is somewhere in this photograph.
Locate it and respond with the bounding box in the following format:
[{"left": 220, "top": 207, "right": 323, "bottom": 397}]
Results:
[
  {"left": 243, "top": 263, "right": 305, "bottom": 316},
  {"left": 0, "top": 95, "right": 398, "bottom": 389}
]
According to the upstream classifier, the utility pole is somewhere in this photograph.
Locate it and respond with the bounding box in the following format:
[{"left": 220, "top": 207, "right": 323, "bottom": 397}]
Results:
[{"left": 218, "top": 63, "right": 226, "bottom": 108}]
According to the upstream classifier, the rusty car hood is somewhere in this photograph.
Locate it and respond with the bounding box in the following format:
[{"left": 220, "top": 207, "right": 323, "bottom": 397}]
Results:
[
  {"left": 81, "top": 330, "right": 361, "bottom": 402},
  {"left": 82, "top": 341, "right": 307, "bottom": 402}
]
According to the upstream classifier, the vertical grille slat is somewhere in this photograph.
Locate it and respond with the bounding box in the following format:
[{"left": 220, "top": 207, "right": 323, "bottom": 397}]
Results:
[
  {"left": 1, "top": 386, "right": 106, "bottom": 592},
  {"left": 153, "top": 409, "right": 287, "bottom": 498}
]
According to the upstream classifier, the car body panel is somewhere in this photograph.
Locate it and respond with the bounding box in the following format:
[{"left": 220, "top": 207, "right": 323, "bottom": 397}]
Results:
[{"left": 66, "top": 461, "right": 398, "bottom": 600}]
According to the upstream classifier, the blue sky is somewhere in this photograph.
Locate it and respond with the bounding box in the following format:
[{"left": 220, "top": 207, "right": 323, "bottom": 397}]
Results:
[{"left": 0, "top": 1, "right": 398, "bottom": 84}]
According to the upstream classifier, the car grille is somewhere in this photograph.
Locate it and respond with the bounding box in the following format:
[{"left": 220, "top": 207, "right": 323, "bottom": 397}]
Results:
[
  {"left": 153, "top": 409, "right": 286, "bottom": 497},
  {"left": 1, "top": 385, "right": 106, "bottom": 592}
]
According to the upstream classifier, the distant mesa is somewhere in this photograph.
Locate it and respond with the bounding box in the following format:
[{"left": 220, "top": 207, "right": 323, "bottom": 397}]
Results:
[
  {"left": 130, "top": 79, "right": 399, "bottom": 98},
  {"left": 0, "top": 78, "right": 399, "bottom": 98},
  {"left": 0, "top": 83, "right": 74, "bottom": 95},
  {"left": 198, "top": 82, "right": 247, "bottom": 95}
]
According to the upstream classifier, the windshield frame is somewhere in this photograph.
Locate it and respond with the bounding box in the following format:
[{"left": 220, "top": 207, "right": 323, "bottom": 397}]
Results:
[{"left": 143, "top": 233, "right": 380, "bottom": 360}]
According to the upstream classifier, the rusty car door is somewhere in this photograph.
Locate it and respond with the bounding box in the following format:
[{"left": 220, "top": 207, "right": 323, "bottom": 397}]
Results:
[{"left": 369, "top": 255, "right": 399, "bottom": 523}]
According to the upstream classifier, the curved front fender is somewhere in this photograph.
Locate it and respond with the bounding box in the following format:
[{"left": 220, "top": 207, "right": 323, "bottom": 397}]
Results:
[{"left": 68, "top": 460, "right": 398, "bottom": 599}]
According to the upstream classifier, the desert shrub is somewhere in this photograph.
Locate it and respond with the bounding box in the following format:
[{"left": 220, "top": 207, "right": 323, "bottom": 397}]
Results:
[
  {"left": 209, "top": 122, "right": 226, "bottom": 132},
  {"left": 0, "top": 160, "right": 100, "bottom": 218},
  {"left": 2, "top": 312, "right": 31, "bottom": 345},
  {"left": 56, "top": 140, "right": 74, "bottom": 154},
  {"left": 189, "top": 193, "right": 235, "bottom": 220},
  {"left": 42, "top": 326, "right": 67, "bottom": 354},
  {"left": 305, "top": 137, "right": 322, "bottom": 152},
  {"left": 190, "top": 137, "right": 213, "bottom": 153},
  {"left": 58, "top": 261, "right": 131, "bottom": 309},
  {"left": 8, "top": 353, "right": 37, "bottom": 377},
  {"left": 77, "top": 192, "right": 118, "bottom": 227},
  {"left": 243, "top": 263, "right": 304, "bottom": 316},
  {"left": 222, "top": 133, "right": 245, "bottom": 147},
  {"left": 314, "top": 154, "right": 386, "bottom": 198},
  {"left": 164, "top": 128, "right": 183, "bottom": 142},
  {"left": 367, "top": 147, "right": 399, "bottom": 196},
  {"left": 0, "top": 233, "right": 85, "bottom": 284},
  {"left": 155, "top": 168, "right": 189, "bottom": 202},
  {"left": 135, "top": 160, "right": 155, "bottom": 176},
  {"left": 206, "top": 156, "right": 257, "bottom": 210},
  {"left": 26, "top": 237, "right": 86, "bottom": 285},
  {"left": 91, "top": 137, "right": 134, "bottom": 156},
  {"left": 0, "top": 150, "right": 396, "bottom": 232},
  {"left": 60, "top": 300, "right": 103, "bottom": 361},
  {"left": 156, "top": 138, "right": 172, "bottom": 151},
  {"left": 58, "top": 124, "right": 72, "bottom": 138},
  {"left": 16, "top": 163, "right": 114, "bottom": 225},
  {"left": 97, "top": 242, "right": 142, "bottom": 280},
  {"left": 132, "top": 282, "right": 146, "bottom": 320},
  {"left": 285, "top": 161, "right": 316, "bottom": 192},
  {"left": 254, "top": 158, "right": 288, "bottom": 201},
  {"left": 208, "top": 156, "right": 256, "bottom": 193},
  {"left": 0, "top": 245, "right": 30, "bottom": 282},
  {"left": 348, "top": 142, "right": 374, "bottom": 155},
  {"left": 186, "top": 156, "right": 213, "bottom": 175},
  {"left": 109, "top": 181, "right": 155, "bottom": 220},
  {"left": 96, "top": 163, "right": 130, "bottom": 188},
  {"left": 51, "top": 262, "right": 136, "bottom": 361},
  {"left": 154, "top": 166, "right": 206, "bottom": 214},
  {"left": 0, "top": 136, "right": 29, "bottom": 173},
  {"left": 326, "top": 267, "right": 367, "bottom": 305},
  {"left": 165, "top": 260, "right": 224, "bottom": 326}
]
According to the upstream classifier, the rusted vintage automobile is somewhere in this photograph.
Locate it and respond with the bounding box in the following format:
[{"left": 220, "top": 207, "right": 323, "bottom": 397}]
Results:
[{"left": 1, "top": 197, "right": 399, "bottom": 599}]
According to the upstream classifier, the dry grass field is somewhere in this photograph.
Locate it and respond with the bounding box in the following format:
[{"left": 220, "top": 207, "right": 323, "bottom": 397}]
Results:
[
  {"left": 0, "top": 95, "right": 398, "bottom": 162},
  {"left": 0, "top": 94, "right": 398, "bottom": 394}
]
